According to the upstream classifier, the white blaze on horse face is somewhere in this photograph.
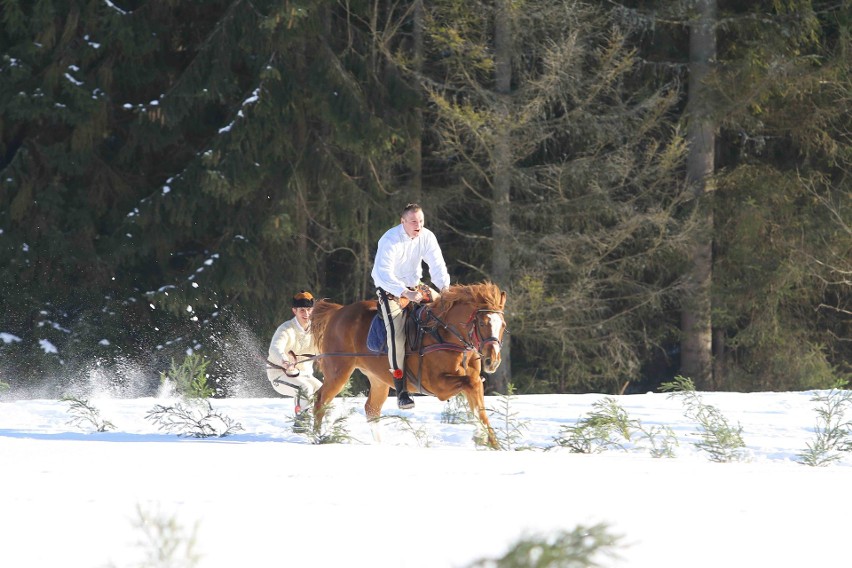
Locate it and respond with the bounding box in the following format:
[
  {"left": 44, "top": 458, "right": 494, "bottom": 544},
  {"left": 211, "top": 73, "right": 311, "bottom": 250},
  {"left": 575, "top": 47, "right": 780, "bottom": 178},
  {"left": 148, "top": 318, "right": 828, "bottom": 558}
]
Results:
[{"left": 487, "top": 313, "right": 504, "bottom": 354}]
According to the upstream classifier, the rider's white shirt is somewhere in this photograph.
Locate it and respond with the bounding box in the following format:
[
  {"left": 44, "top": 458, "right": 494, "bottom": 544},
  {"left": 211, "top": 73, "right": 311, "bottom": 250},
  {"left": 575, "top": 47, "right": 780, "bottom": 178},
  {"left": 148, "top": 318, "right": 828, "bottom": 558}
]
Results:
[
  {"left": 371, "top": 224, "right": 450, "bottom": 297},
  {"left": 267, "top": 317, "right": 317, "bottom": 379}
]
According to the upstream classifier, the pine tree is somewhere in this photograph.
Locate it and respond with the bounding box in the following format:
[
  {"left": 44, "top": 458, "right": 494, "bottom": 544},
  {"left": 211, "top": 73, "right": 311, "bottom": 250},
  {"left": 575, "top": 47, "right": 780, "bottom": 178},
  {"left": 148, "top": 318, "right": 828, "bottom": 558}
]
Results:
[
  {"left": 407, "top": 0, "right": 694, "bottom": 393},
  {"left": 708, "top": 0, "right": 852, "bottom": 389},
  {"left": 610, "top": 0, "right": 852, "bottom": 390},
  {"left": 0, "top": 0, "right": 417, "bottom": 389},
  {"left": 3, "top": 0, "right": 847, "bottom": 395}
]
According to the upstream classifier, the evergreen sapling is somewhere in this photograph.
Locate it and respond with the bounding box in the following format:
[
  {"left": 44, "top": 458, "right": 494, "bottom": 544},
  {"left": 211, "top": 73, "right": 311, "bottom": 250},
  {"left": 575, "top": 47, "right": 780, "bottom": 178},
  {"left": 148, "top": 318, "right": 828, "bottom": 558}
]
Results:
[
  {"left": 465, "top": 523, "right": 622, "bottom": 567},
  {"left": 481, "top": 384, "right": 529, "bottom": 451},
  {"left": 798, "top": 389, "right": 852, "bottom": 467},
  {"left": 146, "top": 400, "right": 243, "bottom": 438},
  {"left": 553, "top": 397, "right": 635, "bottom": 454},
  {"left": 552, "top": 397, "right": 677, "bottom": 457},
  {"left": 62, "top": 396, "right": 115, "bottom": 433},
  {"left": 147, "top": 354, "right": 242, "bottom": 438},
  {"left": 662, "top": 376, "right": 747, "bottom": 462}
]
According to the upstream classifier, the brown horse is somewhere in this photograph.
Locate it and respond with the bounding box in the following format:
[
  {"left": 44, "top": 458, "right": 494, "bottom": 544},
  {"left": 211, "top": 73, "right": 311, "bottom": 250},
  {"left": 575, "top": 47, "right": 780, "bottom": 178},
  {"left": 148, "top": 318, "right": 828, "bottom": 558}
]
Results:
[{"left": 310, "top": 282, "right": 507, "bottom": 448}]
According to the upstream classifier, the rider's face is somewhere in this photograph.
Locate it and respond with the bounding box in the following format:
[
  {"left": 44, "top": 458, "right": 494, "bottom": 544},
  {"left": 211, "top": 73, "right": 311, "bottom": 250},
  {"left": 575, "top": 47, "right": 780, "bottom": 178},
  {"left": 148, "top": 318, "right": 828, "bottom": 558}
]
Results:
[
  {"left": 401, "top": 210, "right": 425, "bottom": 239},
  {"left": 292, "top": 307, "right": 312, "bottom": 327}
]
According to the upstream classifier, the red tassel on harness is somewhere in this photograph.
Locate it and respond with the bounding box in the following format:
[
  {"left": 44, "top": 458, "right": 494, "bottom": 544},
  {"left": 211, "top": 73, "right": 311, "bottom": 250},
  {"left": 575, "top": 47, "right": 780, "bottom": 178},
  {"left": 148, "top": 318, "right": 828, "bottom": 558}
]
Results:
[{"left": 392, "top": 369, "right": 404, "bottom": 379}]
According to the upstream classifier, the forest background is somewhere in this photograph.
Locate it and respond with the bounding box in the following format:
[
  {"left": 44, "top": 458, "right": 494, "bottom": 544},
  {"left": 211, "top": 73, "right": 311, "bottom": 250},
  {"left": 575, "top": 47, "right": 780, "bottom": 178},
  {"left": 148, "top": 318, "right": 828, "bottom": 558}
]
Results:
[{"left": 1, "top": 0, "right": 850, "bottom": 397}]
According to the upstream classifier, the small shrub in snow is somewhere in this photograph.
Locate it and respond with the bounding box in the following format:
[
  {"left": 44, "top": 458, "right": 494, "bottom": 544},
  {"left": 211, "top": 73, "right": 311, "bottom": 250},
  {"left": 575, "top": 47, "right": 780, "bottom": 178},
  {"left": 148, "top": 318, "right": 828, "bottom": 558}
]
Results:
[
  {"left": 291, "top": 397, "right": 358, "bottom": 444},
  {"left": 634, "top": 422, "right": 679, "bottom": 458},
  {"left": 149, "top": 354, "right": 242, "bottom": 438},
  {"left": 553, "top": 397, "right": 634, "bottom": 453},
  {"left": 109, "top": 503, "right": 201, "bottom": 568},
  {"left": 552, "top": 397, "right": 677, "bottom": 457},
  {"left": 798, "top": 389, "right": 852, "bottom": 467},
  {"left": 62, "top": 396, "right": 115, "bottom": 433},
  {"left": 482, "top": 383, "right": 529, "bottom": 451},
  {"left": 662, "top": 376, "right": 747, "bottom": 463},
  {"left": 464, "top": 523, "right": 622, "bottom": 567},
  {"left": 378, "top": 413, "right": 432, "bottom": 447},
  {"left": 311, "top": 409, "right": 357, "bottom": 444},
  {"left": 160, "top": 354, "right": 214, "bottom": 399},
  {"left": 146, "top": 399, "right": 243, "bottom": 438},
  {"left": 441, "top": 393, "right": 474, "bottom": 424}
]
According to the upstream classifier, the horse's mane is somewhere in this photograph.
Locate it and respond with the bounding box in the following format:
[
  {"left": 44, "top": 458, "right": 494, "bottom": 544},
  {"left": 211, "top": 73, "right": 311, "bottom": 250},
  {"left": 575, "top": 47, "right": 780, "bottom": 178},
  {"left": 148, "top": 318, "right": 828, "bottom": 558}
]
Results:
[
  {"left": 310, "top": 299, "right": 342, "bottom": 351},
  {"left": 433, "top": 281, "right": 504, "bottom": 319}
]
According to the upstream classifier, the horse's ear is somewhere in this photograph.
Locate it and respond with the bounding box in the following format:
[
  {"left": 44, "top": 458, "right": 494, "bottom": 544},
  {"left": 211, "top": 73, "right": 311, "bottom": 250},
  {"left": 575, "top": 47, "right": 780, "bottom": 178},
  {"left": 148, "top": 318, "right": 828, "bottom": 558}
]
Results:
[{"left": 500, "top": 291, "right": 506, "bottom": 308}]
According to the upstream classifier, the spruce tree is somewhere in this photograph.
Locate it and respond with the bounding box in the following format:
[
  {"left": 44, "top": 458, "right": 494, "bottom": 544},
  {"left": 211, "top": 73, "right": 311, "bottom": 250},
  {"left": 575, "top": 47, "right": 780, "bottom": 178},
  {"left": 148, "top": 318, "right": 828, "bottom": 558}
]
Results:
[
  {"left": 708, "top": 0, "right": 852, "bottom": 389},
  {"left": 611, "top": 0, "right": 852, "bottom": 390},
  {"left": 0, "top": 0, "right": 417, "bottom": 390},
  {"left": 406, "top": 0, "right": 694, "bottom": 393}
]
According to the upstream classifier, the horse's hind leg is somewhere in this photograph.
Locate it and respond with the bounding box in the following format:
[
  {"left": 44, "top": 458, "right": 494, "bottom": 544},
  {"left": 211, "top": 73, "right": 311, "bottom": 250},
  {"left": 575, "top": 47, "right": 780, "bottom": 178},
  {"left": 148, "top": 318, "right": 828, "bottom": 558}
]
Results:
[
  {"left": 364, "top": 374, "right": 390, "bottom": 443},
  {"left": 313, "top": 359, "right": 356, "bottom": 434},
  {"left": 364, "top": 375, "right": 390, "bottom": 420}
]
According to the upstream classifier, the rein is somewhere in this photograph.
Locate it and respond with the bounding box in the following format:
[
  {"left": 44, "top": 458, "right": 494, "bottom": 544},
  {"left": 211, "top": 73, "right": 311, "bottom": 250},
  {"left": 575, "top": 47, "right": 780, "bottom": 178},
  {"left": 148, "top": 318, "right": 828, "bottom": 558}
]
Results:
[
  {"left": 280, "top": 302, "right": 507, "bottom": 367},
  {"left": 421, "top": 306, "right": 506, "bottom": 359}
]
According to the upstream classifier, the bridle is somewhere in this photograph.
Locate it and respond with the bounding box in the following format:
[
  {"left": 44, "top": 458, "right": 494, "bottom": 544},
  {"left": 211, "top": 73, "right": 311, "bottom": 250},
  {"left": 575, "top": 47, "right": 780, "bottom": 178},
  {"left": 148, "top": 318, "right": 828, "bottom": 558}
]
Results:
[
  {"left": 417, "top": 306, "right": 507, "bottom": 358},
  {"left": 463, "top": 309, "right": 506, "bottom": 353}
]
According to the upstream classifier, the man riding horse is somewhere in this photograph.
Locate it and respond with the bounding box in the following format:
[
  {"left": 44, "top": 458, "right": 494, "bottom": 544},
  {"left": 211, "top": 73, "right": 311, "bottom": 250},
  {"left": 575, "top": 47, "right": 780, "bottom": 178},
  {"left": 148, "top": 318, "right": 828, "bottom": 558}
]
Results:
[{"left": 371, "top": 203, "right": 450, "bottom": 409}]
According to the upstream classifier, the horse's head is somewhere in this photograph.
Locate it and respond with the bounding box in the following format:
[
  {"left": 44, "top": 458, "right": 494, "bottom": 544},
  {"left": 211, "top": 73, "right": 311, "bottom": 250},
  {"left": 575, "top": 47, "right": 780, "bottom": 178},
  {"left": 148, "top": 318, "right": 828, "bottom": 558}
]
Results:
[
  {"left": 467, "top": 307, "right": 507, "bottom": 373},
  {"left": 435, "top": 282, "right": 508, "bottom": 374}
]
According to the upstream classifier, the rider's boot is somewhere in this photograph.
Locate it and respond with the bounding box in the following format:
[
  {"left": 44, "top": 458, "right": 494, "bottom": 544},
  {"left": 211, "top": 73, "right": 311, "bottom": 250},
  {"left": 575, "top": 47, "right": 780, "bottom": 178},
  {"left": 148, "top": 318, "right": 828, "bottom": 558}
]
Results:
[
  {"left": 292, "top": 389, "right": 311, "bottom": 432},
  {"left": 393, "top": 369, "right": 415, "bottom": 410}
]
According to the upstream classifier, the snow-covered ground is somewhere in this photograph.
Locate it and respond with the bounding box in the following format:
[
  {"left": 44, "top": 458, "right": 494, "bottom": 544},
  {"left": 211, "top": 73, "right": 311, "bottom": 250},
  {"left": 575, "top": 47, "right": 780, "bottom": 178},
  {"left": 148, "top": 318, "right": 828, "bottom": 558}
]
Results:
[{"left": 1, "top": 389, "right": 850, "bottom": 567}]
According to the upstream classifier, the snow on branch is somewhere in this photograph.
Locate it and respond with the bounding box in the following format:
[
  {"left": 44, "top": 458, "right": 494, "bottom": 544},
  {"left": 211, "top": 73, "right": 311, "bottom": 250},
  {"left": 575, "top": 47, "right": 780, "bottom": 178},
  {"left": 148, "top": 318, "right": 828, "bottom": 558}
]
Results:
[
  {"left": 218, "top": 87, "right": 262, "bottom": 134},
  {"left": 103, "top": 0, "right": 128, "bottom": 16}
]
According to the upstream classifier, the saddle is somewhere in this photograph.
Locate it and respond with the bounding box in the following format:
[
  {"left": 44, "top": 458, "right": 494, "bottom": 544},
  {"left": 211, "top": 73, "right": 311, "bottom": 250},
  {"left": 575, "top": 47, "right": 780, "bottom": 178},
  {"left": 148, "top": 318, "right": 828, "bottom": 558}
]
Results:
[
  {"left": 366, "top": 303, "right": 435, "bottom": 354},
  {"left": 366, "top": 312, "right": 388, "bottom": 353}
]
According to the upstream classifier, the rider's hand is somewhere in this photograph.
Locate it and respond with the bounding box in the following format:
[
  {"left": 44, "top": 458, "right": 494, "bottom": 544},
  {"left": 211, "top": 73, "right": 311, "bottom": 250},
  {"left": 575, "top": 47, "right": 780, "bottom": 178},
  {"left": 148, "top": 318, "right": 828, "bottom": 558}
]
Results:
[
  {"left": 402, "top": 289, "right": 422, "bottom": 302},
  {"left": 282, "top": 361, "right": 300, "bottom": 378}
]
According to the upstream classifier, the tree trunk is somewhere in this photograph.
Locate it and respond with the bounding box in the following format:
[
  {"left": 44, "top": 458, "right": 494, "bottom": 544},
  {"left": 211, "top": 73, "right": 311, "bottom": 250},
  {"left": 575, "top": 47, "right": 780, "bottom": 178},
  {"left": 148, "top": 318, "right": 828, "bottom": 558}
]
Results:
[
  {"left": 489, "top": 0, "right": 512, "bottom": 394},
  {"left": 360, "top": 205, "right": 371, "bottom": 300},
  {"left": 410, "top": 0, "right": 424, "bottom": 201},
  {"left": 713, "top": 327, "right": 726, "bottom": 389},
  {"left": 680, "top": 0, "right": 716, "bottom": 390},
  {"left": 294, "top": 173, "right": 309, "bottom": 287}
]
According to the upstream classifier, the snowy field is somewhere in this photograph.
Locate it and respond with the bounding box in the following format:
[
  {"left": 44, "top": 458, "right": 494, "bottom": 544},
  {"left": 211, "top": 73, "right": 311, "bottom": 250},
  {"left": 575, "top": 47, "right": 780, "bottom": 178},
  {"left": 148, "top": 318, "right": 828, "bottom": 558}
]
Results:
[{"left": 2, "top": 389, "right": 851, "bottom": 567}]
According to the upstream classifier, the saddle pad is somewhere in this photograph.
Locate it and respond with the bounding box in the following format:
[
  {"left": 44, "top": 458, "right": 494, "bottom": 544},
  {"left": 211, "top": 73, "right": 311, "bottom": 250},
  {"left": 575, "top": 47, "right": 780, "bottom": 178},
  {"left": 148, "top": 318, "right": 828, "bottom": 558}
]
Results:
[{"left": 367, "top": 314, "right": 388, "bottom": 353}]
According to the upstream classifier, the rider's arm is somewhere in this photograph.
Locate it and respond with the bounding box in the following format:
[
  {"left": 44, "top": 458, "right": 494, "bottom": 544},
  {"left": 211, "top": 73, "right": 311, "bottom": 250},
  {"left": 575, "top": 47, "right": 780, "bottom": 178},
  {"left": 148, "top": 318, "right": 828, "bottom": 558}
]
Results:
[
  {"left": 269, "top": 322, "right": 296, "bottom": 368},
  {"left": 421, "top": 229, "right": 451, "bottom": 291}
]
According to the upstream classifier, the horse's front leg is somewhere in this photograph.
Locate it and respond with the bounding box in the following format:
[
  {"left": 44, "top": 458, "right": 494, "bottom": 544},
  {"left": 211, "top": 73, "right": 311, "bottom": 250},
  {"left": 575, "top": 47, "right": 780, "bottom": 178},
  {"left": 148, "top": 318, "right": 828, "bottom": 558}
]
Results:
[
  {"left": 431, "top": 351, "right": 477, "bottom": 399},
  {"left": 460, "top": 359, "right": 499, "bottom": 449},
  {"left": 312, "top": 384, "right": 333, "bottom": 437},
  {"left": 313, "top": 359, "right": 355, "bottom": 437},
  {"left": 462, "top": 380, "right": 499, "bottom": 449}
]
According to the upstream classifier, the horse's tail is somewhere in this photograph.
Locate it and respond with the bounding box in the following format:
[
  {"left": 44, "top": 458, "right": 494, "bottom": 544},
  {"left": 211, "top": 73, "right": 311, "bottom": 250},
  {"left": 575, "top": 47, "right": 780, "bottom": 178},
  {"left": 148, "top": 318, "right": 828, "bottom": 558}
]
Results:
[{"left": 310, "top": 299, "right": 343, "bottom": 351}]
